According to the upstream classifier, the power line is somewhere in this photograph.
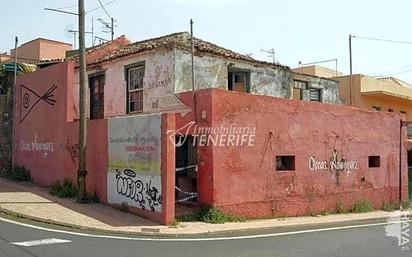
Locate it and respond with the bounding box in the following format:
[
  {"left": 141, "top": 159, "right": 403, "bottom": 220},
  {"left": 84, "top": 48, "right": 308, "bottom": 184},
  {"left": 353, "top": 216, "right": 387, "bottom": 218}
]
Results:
[
  {"left": 371, "top": 63, "right": 412, "bottom": 77},
  {"left": 352, "top": 35, "right": 412, "bottom": 45},
  {"left": 97, "top": 0, "right": 112, "bottom": 18},
  {"left": 86, "top": 0, "right": 118, "bottom": 14}
]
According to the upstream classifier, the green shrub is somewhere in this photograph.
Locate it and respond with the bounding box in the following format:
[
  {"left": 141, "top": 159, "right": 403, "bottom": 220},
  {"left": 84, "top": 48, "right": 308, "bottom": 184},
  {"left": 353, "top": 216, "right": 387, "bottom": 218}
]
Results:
[
  {"left": 49, "top": 179, "right": 77, "bottom": 198},
  {"left": 177, "top": 206, "right": 244, "bottom": 224},
  {"left": 336, "top": 201, "right": 348, "bottom": 214},
  {"left": 381, "top": 202, "right": 398, "bottom": 212},
  {"left": 400, "top": 201, "right": 411, "bottom": 209},
  {"left": 1, "top": 165, "right": 31, "bottom": 182},
  {"left": 350, "top": 199, "right": 373, "bottom": 213}
]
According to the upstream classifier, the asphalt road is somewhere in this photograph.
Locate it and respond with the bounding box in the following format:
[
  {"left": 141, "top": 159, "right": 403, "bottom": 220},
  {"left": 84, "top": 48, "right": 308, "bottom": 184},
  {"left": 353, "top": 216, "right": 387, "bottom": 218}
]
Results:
[{"left": 0, "top": 215, "right": 411, "bottom": 257}]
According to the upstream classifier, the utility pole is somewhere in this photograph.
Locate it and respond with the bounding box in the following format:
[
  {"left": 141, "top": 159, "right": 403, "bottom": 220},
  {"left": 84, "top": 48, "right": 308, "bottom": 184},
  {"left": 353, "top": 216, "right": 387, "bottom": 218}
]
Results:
[
  {"left": 111, "top": 18, "right": 114, "bottom": 41},
  {"left": 190, "top": 19, "right": 196, "bottom": 122},
  {"left": 349, "top": 34, "right": 353, "bottom": 106},
  {"left": 11, "top": 36, "right": 18, "bottom": 175},
  {"left": 78, "top": 0, "right": 88, "bottom": 202}
]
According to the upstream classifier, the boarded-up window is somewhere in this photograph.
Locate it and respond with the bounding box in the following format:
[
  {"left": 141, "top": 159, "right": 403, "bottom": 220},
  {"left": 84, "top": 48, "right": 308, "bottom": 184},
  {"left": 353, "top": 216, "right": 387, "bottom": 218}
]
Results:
[
  {"left": 293, "top": 80, "right": 307, "bottom": 100},
  {"left": 127, "top": 65, "right": 144, "bottom": 113},
  {"left": 89, "top": 74, "right": 105, "bottom": 120},
  {"left": 309, "top": 88, "right": 321, "bottom": 102},
  {"left": 228, "top": 71, "right": 249, "bottom": 93}
]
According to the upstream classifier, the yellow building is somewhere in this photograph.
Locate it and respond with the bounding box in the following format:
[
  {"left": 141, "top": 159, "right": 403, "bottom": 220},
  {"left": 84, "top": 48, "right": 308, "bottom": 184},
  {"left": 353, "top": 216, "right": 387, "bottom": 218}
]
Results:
[{"left": 334, "top": 74, "right": 412, "bottom": 120}]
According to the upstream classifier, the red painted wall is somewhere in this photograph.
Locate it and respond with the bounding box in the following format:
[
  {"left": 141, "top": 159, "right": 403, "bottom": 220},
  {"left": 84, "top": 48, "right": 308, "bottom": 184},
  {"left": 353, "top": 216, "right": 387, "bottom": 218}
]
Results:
[
  {"left": 177, "top": 89, "right": 408, "bottom": 218},
  {"left": 14, "top": 62, "right": 108, "bottom": 200},
  {"left": 14, "top": 63, "right": 175, "bottom": 224}
]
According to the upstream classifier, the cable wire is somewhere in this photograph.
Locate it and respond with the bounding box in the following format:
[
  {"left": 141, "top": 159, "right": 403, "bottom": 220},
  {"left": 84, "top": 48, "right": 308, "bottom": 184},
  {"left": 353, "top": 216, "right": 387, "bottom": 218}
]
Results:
[
  {"left": 97, "top": 0, "right": 112, "bottom": 18},
  {"left": 353, "top": 35, "right": 412, "bottom": 45}
]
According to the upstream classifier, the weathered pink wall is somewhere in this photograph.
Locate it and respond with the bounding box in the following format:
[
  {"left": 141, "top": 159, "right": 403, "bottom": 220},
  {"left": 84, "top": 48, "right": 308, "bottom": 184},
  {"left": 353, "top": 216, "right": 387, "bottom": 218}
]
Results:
[
  {"left": 177, "top": 89, "right": 409, "bottom": 218},
  {"left": 14, "top": 63, "right": 175, "bottom": 224},
  {"left": 15, "top": 62, "right": 72, "bottom": 185},
  {"left": 14, "top": 62, "right": 108, "bottom": 200}
]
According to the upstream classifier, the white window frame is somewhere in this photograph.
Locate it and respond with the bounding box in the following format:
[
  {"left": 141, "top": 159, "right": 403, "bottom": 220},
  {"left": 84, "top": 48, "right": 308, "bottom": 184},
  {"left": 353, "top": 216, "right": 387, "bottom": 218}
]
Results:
[{"left": 127, "top": 66, "right": 144, "bottom": 113}]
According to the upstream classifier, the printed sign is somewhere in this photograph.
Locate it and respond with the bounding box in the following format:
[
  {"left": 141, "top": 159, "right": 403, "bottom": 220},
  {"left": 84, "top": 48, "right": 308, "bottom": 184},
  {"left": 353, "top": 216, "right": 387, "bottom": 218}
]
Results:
[{"left": 107, "top": 114, "right": 162, "bottom": 212}]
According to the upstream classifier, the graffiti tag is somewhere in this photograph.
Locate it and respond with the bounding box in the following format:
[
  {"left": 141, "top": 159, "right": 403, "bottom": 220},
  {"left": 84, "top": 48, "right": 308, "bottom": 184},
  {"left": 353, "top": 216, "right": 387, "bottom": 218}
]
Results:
[
  {"left": 115, "top": 169, "right": 161, "bottom": 212},
  {"left": 20, "top": 132, "right": 54, "bottom": 158}
]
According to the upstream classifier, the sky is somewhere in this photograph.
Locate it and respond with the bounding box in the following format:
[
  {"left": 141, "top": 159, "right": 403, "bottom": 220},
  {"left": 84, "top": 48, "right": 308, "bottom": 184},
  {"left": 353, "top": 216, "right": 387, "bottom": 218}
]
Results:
[{"left": 2, "top": 0, "right": 412, "bottom": 83}]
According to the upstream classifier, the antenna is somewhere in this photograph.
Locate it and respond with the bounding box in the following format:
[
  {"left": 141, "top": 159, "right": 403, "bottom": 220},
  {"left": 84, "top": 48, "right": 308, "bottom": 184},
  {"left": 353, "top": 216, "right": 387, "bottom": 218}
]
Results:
[
  {"left": 65, "top": 24, "right": 77, "bottom": 49},
  {"left": 97, "top": 18, "right": 116, "bottom": 40},
  {"left": 65, "top": 24, "right": 93, "bottom": 49},
  {"left": 261, "top": 48, "right": 275, "bottom": 63}
]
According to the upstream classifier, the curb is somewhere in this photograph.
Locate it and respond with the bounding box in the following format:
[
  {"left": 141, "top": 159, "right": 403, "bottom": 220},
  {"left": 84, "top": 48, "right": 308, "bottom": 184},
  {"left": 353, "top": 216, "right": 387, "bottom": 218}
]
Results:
[{"left": 1, "top": 207, "right": 411, "bottom": 238}]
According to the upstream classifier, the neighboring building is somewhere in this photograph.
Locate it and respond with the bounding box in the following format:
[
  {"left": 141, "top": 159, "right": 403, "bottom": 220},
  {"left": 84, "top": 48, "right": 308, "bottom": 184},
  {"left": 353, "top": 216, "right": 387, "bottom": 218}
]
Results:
[
  {"left": 293, "top": 65, "right": 343, "bottom": 78},
  {"left": 12, "top": 32, "right": 409, "bottom": 224},
  {"left": 10, "top": 38, "right": 72, "bottom": 61},
  {"left": 335, "top": 74, "right": 412, "bottom": 117},
  {"left": 0, "top": 53, "right": 11, "bottom": 62},
  {"left": 0, "top": 38, "right": 71, "bottom": 173}
]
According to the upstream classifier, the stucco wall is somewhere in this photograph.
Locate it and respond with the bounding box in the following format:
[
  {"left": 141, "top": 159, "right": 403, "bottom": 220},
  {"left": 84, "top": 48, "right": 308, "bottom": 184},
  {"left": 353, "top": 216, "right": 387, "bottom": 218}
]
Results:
[
  {"left": 336, "top": 75, "right": 412, "bottom": 121},
  {"left": 14, "top": 62, "right": 107, "bottom": 196},
  {"left": 177, "top": 89, "right": 408, "bottom": 218},
  {"left": 71, "top": 49, "right": 176, "bottom": 119},
  {"left": 174, "top": 48, "right": 340, "bottom": 104}
]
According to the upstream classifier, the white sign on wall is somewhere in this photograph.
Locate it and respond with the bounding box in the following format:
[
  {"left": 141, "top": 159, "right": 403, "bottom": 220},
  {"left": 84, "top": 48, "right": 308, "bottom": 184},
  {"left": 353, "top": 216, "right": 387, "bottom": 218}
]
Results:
[{"left": 107, "top": 114, "right": 162, "bottom": 212}]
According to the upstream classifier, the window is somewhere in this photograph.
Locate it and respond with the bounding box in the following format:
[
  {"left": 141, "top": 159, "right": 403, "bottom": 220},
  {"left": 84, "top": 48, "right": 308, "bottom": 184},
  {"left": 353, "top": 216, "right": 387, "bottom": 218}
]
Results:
[
  {"left": 89, "top": 74, "right": 105, "bottom": 120},
  {"left": 127, "top": 65, "right": 144, "bottom": 113},
  {"left": 293, "top": 80, "right": 307, "bottom": 100},
  {"left": 309, "top": 87, "right": 322, "bottom": 102},
  {"left": 400, "top": 111, "right": 407, "bottom": 115},
  {"left": 228, "top": 71, "right": 250, "bottom": 93},
  {"left": 368, "top": 156, "right": 380, "bottom": 168},
  {"left": 388, "top": 108, "right": 394, "bottom": 112},
  {"left": 372, "top": 106, "right": 381, "bottom": 111},
  {"left": 276, "top": 156, "right": 295, "bottom": 171}
]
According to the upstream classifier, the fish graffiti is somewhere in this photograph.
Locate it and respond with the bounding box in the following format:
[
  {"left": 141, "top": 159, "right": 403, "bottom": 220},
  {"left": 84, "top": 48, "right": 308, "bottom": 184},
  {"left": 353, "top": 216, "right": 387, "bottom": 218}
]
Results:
[{"left": 20, "top": 84, "right": 57, "bottom": 123}]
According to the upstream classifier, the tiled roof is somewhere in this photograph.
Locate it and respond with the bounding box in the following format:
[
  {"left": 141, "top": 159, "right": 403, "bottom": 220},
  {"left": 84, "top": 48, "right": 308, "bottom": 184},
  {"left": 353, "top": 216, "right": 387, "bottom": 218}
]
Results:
[
  {"left": 378, "top": 77, "right": 412, "bottom": 89},
  {"left": 87, "top": 32, "right": 289, "bottom": 69},
  {"left": 68, "top": 35, "right": 131, "bottom": 66}
]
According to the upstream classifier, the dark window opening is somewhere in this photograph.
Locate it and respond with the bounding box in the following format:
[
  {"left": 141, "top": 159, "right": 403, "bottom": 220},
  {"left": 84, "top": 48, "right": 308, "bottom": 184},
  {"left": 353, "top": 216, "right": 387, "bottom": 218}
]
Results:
[
  {"left": 368, "top": 156, "right": 380, "bottom": 168},
  {"left": 176, "top": 136, "right": 198, "bottom": 203},
  {"left": 276, "top": 156, "right": 295, "bottom": 171},
  {"left": 89, "top": 74, "right": 105, "bottom": 120},
  {"left": 309, "top": 88, "right": 322, "bottom": 102},
  {"left": 388, "top": 108, "right": 394, "bottom": 112},
  {"left": 126, "top": 65, "right": 144, "bottom": 113},
  {"left": 293, "top": 80, "right": 308, "bottom": 100},
  {"left": 228, "top": 71, "right": 250, "bottom": 93}
]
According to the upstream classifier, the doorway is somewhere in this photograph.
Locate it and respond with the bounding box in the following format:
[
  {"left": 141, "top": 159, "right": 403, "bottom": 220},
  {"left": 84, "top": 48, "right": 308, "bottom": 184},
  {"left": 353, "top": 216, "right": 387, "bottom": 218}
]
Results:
[{"left": 175, "top": 135, "right": 198, "bottom": 216}]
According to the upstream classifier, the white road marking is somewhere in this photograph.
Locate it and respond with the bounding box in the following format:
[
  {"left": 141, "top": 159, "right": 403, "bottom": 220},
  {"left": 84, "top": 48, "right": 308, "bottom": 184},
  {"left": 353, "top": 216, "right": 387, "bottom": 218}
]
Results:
[
  {"left": 0, "top": 216, "right": 410, "bottom": 242},
  {"left": 11, "top": 238, "right": 71, "bottom": 247}
]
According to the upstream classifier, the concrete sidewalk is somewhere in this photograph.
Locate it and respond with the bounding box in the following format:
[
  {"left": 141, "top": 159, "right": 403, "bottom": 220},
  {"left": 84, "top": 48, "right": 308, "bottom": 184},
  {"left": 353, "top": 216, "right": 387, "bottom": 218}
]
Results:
[{"left": 0, "top": 177, "right": 410, "bottom": 235}]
